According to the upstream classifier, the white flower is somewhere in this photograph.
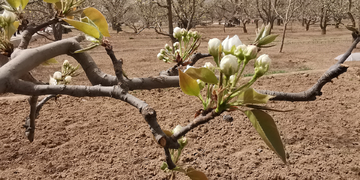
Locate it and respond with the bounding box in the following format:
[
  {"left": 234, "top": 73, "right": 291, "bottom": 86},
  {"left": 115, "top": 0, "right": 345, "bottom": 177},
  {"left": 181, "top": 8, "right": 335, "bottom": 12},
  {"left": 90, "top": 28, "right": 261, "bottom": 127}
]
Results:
[
  {"left": 49, "top": 77, "right": 57, "bottom": 85},
  {"left": 63, "top": 60, "right": 69, "bottom": 66},
  {"left": 243, "top": 45, "right": 258, "bottom": 59},
  {"left": 208, "top": 38, "right": 222, "bottom": 58},
  {"left": 229, "top": 75, "right": 235, "bottom": 83},
  {"left": 220, "top": 54, "right": 238, "bottom": 76},
  {"left": 53, "top": 71, "right": 62, "bottom": 80},
  {"left": 180, "top": 28, "right": 187, "bottom": 36},
  {"left": 197, "top": 79, "right": 205, "bottom": 90},
  {"left": 164, "top": 44, "right": 171, "bottom": 50},
  {"left": 2, "top": 10, "right": 16, "bottom": 23},
  {"left": 173, "top": 42, "right": 180, "bottom": 49},
  {"left": 64, "top": 76, "right": 72, "bottom": 83},
  {"left": 160, "top": 49, "right": 166, "bottom": 54},
  {"left": 172, "top": 125, "right": 183, "bottom": 134},
  {"left": 173, "top": 27, "right": 182, "bottom": 39},
  {"left": 203, "top": 62, "right": 215, "bottom": 71},
  {"left": 184, "top": 65, "right": 193, "bottom": 72},
  {"left": 157, "top": 53, "right": 164, "bottom": 60},
  {"left": 222, "top": 35, "right": 243, "bottom": 54},
  {"left": 255, "top": 54, "right": 271, "bottom": 77}
]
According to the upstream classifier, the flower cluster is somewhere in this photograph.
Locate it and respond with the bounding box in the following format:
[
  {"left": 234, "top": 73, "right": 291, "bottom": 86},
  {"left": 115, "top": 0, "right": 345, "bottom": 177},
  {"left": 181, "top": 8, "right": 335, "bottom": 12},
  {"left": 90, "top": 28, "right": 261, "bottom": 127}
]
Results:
[
  {"left": 49, "top": 60, "right": 79, "bottom": 85},
  {"left": 157, "top": 27, "right": 201, "bottom": 64}
]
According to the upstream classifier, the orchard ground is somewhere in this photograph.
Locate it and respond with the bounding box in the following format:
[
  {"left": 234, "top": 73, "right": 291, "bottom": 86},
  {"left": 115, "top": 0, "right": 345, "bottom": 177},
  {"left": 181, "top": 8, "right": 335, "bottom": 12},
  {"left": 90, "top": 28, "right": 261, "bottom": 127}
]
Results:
[{"left": 1, "top": 23, "right": 360, "bottom": 179}]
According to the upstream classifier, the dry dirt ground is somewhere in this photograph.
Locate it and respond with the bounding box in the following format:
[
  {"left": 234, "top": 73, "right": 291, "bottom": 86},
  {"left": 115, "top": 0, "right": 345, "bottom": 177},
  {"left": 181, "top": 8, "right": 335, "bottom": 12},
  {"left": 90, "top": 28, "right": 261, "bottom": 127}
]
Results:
[{"left": 1, "top": 23, "right": 360, "bottom": 179}]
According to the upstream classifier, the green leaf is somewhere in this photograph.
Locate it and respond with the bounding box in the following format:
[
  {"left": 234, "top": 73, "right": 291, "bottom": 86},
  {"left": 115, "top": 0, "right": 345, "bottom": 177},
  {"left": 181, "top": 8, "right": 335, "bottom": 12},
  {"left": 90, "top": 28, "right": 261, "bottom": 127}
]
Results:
[
  {"left": 62, "top": 18, "right": 100, "bottom": 39},
  {"left": 237, "top": 88, "right": 274, "bottom": 104},
  {"left": 179, "top": 69, "right": 200, "bottom": 96},
  {"left": 43, "top": 0, "right": 60, "bottom": 3},
  {"left": 20, "top": 0, "right": 28, "bottom": 9},
  {"left": 41, "top": 58, "right": 58, "bottom": 65},
  {"left": 245, "top": 109, "right": 286, "bottom": 163},
  {"left": 257, "top": 34, "right": 278, "bottom": 46},
  {"left": 185, "top": 67, "right": 218, "bottom": 84},
  {"left": 83, "top": 7, "right": 110, "bottom": 37},
  {"left": 5, "top": 22, "right": 17, "bottom": 40},
  {"left": 186, "top": 167, "right": 208, "bottom": 180},
  {"left": 6, "top": 0, "right": 20, "bottom": 9}
]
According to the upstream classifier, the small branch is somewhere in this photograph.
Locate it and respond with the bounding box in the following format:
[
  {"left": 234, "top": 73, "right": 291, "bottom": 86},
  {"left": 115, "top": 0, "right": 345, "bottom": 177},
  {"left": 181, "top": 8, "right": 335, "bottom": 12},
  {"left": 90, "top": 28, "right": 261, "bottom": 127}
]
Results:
[
  {"left": 24, "top": 96, "right": 38, "bottom": 142},
  {"left": 35, "top": 32, "right": 56, "bottom": 41},
  {"left": 159, "top": 53, "right": 211, "bottom": 76},
  {"left": 164, "top": 148, "right": 176, "bottom": 169},
  {"left": 172, "top": 109, "right": 219, "bottom": 140},
  {"left": 18, "top": 18, "right": 59, "bottom": 50},
  {"left": 257, "top": 37, "right": 360, "bottom": 101}
]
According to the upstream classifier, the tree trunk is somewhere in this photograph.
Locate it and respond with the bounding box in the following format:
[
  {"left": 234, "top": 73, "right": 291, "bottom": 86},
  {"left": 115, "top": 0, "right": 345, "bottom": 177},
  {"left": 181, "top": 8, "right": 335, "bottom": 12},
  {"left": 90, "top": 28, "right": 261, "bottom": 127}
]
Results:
[
  {"left": 302, "top": 18, "right": 305, "bottom": 27},
  {"left": 321, "top": 27, "right": 326, "bottom": 35},
  {"left": 166, "top": 0, "right": 176, "bottom": 44},
  {"left": 279, "top": 22, "right": 288, "bottom": 53},
  {"left": 52, "top": 22, "right": 63, "bottom": 41},
  {"left": 243, "top": 23, "right": 248, "bottom": 33},
  {"left": 254, "top": 19, "right": 259, "bottom": 28},
  {"left": 305, "top": 21, "right": 310, "bottom": 31}
]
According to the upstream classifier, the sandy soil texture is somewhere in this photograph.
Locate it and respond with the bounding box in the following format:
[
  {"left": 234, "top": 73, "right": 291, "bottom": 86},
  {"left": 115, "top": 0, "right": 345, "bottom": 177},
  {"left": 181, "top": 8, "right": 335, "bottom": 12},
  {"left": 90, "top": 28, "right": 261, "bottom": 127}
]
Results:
[{"left": 1, "top": 24, "right": 360, "bottom": 179}]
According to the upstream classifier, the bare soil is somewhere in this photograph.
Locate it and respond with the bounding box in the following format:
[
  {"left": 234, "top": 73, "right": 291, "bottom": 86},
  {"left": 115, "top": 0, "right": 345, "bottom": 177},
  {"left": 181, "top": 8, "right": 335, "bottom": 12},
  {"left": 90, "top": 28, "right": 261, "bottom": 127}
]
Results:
[{"left": 1, "top": 24, "right": 360, "bottom": 179}]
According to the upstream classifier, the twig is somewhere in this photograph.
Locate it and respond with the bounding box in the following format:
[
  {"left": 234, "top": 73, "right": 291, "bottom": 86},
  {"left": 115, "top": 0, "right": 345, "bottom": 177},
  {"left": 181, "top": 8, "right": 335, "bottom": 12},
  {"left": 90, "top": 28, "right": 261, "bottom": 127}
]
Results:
[
  {"left": 24, "top": 96, "right": 38, "bottom": 142},
  {"left": 257, "top": 37, "right": 360, "bottom": 101}
]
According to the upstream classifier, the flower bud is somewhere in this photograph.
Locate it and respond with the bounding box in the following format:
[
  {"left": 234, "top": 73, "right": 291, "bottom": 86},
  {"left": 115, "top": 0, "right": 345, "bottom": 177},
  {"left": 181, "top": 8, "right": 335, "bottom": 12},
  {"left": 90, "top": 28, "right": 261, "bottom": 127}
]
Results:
[
  {"left": 64, "top": 76, "right": 72, "bottom": 83},
  {"left": 243, "top": 45, "right": 258, "bottom": 60},
  {"left": 262, "top": 23, "right": 271, "bottom": 38},
  {"left": 164, "top": 44, "right": 171, "bottom": 51},
  {"left": 220, "top": 54, "right": 238, "bottom": 76},
  {"left": 180, "top": 28, "right": 187, "bottom": 36},
  {"left": 173, "top": 27, "right": 181, "bottom": 39},
  {"left": 53, "top": 71, "right": 62, "bottom": 80},
  {"left": 254, "top": 54, "right": 271, "bottom": 77},
  {"left": 208, "top": 38, "right": 221, "bottom": 58},
  {"left": 157, "top": 53, "right": 164, "bottom": 60},
  {"left": 222, "top": 35, "right": 243, "bottom": 55},
  {"left": 203, "top": 62, "right": 215, "bottom": 71},
  {"left": 173, "top": 42, "right": 180, "bottom": 49},
  {"left": 197, "top": 79, "right": 205, "bottom": 90},
  {"left": 49, "top": 76, "right": 57, "bottom": 85},
  {"left": 2, "top": 10, "right": 16, "bottom": 23},
  {"left": 192, "top": 31, "right": 200, "bottom": 39},
  {"left": 63, "top": 60, "right": 70, "bottom": 66},
  {"left": 172, "top": 125, "right": 183, "bottom": 134},
  {"left": 234, "top": 44, "right": 246, "bottom": 60},
  {"left": 229, "top": 75, "right": 235, "bottom": 84},
  {"left": 160, "top": 49, "right": 166, "bottom": 55}
]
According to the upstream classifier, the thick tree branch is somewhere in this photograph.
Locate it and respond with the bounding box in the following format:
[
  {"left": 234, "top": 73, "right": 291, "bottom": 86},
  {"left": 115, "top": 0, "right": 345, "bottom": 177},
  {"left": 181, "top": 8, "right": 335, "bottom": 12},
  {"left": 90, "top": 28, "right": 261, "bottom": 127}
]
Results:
[{"left": 257, "top": 37, "right": 360, "bottom": 101}]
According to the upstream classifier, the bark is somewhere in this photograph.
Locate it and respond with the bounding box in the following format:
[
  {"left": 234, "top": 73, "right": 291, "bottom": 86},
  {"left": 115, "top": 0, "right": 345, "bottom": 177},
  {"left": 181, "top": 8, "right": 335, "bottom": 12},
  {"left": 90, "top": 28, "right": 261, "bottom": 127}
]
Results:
[{"left": 279, "top": 22, "right": 288, "bottom": 53}]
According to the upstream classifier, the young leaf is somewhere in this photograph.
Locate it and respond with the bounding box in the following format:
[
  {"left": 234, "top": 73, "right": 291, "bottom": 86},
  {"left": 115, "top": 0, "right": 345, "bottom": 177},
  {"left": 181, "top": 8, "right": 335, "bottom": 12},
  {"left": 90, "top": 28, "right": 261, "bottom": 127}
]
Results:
[
  {"left": 5, "top": 0, "right": 20, "bottom": 10},
  {"left": 245, "top": 109, "right": 286, "bottom": 163},
  {"left": 43, "top": 0, "right": 60, "bottom": 3},
  {"left": 41, "top": 58, "right": 58, "bottom": 65},
  {"left": 237, "top": 88, "right": 274, "bottom": 104},
  {"left": 257, "top": 34, "right": 278, "bottom": 46},
  {"left": 20, "top": 0, "right": 28, "bottom": 9},
  {"left": 63, "top": 18, "right": 100, "bottom": 39},
  {"left": 185, "top": 67, "right": 218, "bottom": 84},
  {"left": 83, "top": 7, "right": 110, "bottom": 37},
  {"left": 179, "top": 69, "right": 200, "bottom": 97},
  {"left": 186, "top": 167, "right": 208, "bottom": 180}
]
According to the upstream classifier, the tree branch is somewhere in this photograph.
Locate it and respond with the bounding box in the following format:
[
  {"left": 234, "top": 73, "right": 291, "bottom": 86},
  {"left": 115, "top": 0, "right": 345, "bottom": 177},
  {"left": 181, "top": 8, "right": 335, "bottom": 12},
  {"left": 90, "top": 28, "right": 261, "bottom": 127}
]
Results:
[
  {"left": 24, "top": 96, "right": 38, "bottom": 142},
  {"left": 257, "top": 37, "right": 360, "bottom": 101}
]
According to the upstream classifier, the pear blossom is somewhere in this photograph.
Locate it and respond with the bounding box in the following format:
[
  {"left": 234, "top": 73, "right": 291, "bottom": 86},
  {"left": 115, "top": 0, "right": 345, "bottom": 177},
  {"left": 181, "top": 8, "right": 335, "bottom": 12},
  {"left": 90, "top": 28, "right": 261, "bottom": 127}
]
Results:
[
  {"left": 49, "top": 77, "right": 57, "bottom": 85},
  {"left": 64, "top": 76, "right": 72, "bottom": 83},
  {"left": 254, "top": 54, "right": 271, "bottom": 77},
  {"left": 2, "top": 10, "right": 16, "bottom": 23},
  {"left": 222, "top": 35, "right": 243, "bottom": 54},
  {"left": 157, "top": 53, "right": 164, "bottom": 60},
  {"left": 173, "top": 27, "right": 182, "bottom": 39},
  {"left": 203, "top": 62, "right": 215, "bottom": 71},
  {"left": 63, "top": 60, "right": 70, "bottom": 66},
  {"left": 53, "top": 71, "right": 62, "bottom": 80},
  {"left": 208, "top": 38, "right": 222, "bottom": 58},
  {"left": 243, "top": 45, "right": 258, "bottom": 60},
  {"left": 220, "top": 54, "right": 238, "bottom": 76}
]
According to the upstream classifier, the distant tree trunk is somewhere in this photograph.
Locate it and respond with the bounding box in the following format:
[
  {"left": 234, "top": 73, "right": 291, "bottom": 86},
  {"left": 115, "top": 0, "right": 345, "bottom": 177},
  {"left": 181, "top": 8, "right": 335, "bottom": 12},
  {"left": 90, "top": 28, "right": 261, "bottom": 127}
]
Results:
[
  {"left": 52, "top": 22, "right": 63, "bottom": 41},
  {"left": 279, "top": 22, "right": 288, "bottom": 53},
  {"left": 242, "top": 20, "right": 248, "bottom": 33},
  {"left": 321, "top": 28, "right": 326, "bottom": 35},
  {"left": 254, "top": 19, "right": 259, "bottom": 28},
  {"left": 305, "top": 20, "right": 311, "bottom": 31},
  {"left": 166, "top": 0, "right": 176, "bottom": 44}
]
